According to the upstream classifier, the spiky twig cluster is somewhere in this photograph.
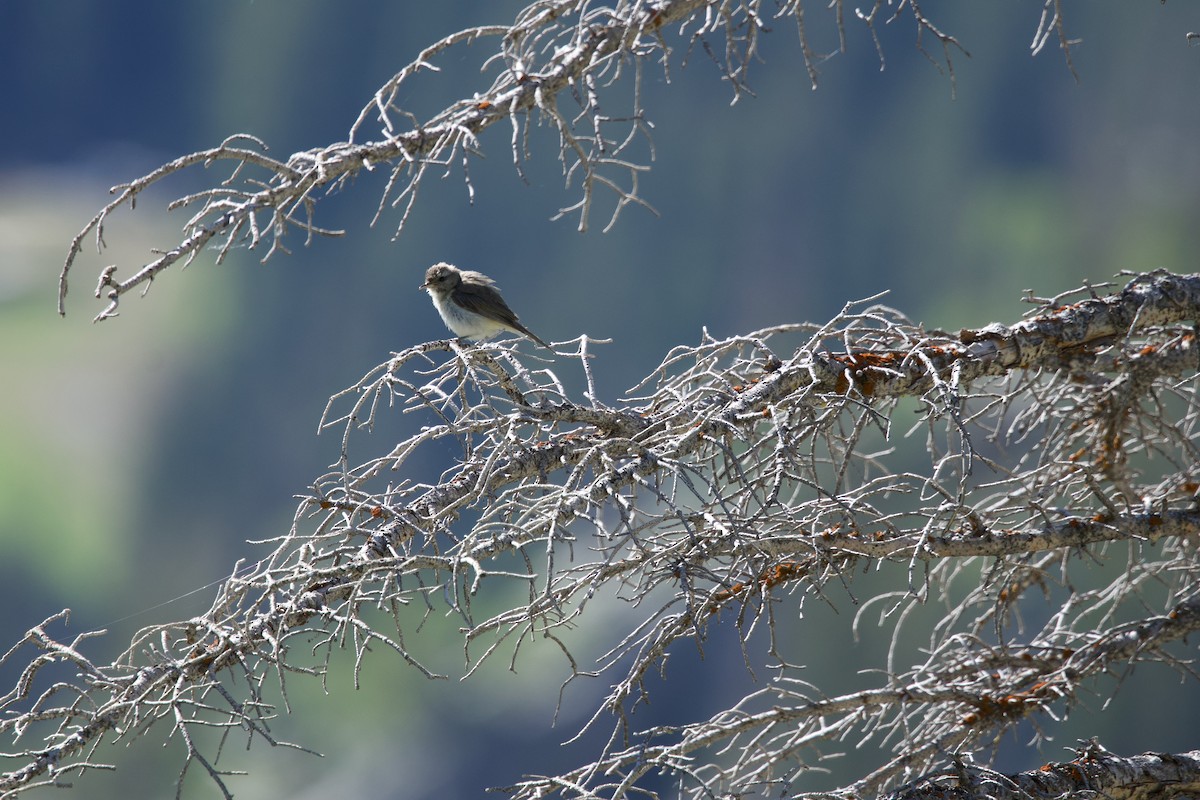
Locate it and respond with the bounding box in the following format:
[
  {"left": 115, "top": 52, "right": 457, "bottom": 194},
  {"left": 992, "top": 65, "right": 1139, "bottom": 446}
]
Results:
[
  {"left": 6, "top": 271, "right": 1200, "bottom": 799},
  {"left": 58, "top": 0, "right": 1076, "bottom": 322}
]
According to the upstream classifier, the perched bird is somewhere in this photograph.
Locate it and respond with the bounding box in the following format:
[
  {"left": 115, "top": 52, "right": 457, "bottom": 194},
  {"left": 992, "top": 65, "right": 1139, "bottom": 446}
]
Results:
[{"left": 420, "top": 262, "right": 551, "bottom": 349}]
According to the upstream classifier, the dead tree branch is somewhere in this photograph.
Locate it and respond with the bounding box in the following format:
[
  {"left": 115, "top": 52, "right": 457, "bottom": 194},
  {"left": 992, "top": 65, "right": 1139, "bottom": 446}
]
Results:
[
  {"left": 58, "top": 1, "right": 1080, "bottom": 321},
  {"left": 6, "top": 271, "right": 1200, "bottom": 798},
  {"left": 884, "top": 744, "right": 1200, "bottom": 800}
]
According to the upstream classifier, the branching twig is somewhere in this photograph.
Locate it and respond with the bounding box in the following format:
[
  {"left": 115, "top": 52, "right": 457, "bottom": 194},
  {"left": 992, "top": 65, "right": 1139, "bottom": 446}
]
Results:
[
  {"left": 59, "top": 1, "right": 1082, "bottom": 321},
  {"left": 7, "top": 273, "right": 1200, "bottom": 798}
]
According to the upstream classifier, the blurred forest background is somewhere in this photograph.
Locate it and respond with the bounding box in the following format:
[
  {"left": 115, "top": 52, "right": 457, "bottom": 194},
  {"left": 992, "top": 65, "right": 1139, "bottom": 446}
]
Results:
[{"left": 1, "top": 2, "right": 1199, "bottom": 798}]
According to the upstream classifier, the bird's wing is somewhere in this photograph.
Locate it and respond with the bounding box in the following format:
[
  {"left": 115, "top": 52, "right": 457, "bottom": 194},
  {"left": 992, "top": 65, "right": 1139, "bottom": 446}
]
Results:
[
  {"left": 459, "top": 270, "right": 498, "bottom": 288},
  {"left": 454, "top": 282, "right": 521, "bottom": 327},
  {"left": 455, "top": 282, "right": 551, "bottom": 349}
]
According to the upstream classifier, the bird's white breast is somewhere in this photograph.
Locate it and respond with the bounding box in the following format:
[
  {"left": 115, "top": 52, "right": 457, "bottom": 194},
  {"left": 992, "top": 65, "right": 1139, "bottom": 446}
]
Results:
[{"left": 430, "top": 291, "right": 508, "bottom": 339}]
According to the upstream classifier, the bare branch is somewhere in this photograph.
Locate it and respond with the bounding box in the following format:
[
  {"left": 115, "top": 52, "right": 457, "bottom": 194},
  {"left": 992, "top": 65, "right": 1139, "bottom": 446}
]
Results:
[
  {"left": 9, "top": 272, "right": 1200, "bottom": 797},
  {"left": 1032, "top": 0, "right": 1081, "bottom": 82},
  {"left": 59, "top": 1, "right": 1080, "bottom": 320},
  {"left": 884, "top": 744, "right": 1200, "bottom": 800}
]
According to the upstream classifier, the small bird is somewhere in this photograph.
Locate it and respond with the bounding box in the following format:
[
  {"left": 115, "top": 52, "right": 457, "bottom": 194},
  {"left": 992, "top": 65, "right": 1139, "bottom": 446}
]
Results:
[{"left": 420, "top": 262, "right": 551, "bottom": 349}]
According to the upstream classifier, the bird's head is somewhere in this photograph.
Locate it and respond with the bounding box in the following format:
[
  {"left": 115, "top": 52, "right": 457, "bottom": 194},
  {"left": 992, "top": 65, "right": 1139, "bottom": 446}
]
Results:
[{"left": 421, "top": 262, "right": 462, "bottom": 293}]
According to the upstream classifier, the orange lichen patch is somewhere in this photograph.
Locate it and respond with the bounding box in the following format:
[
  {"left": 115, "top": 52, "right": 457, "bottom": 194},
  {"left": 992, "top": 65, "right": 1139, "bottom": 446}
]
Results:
[
  {"left": 708, "top": 584, "right": 745, "bottom": 609},
  {"left": 830, "top": 350, "right": 906, "bottom": 395},
  {"left": 830, "top": 351, "right": 896, "bottom": 395},
  {"left": 972, "top": 689, "right": 1038, "bottom": 720},
  {"left": 1094, "top": 427, "right": 1126, "bottom": 472},
  {"left": 765, "top": 561, "right": 804, "bottom": 587},
  {"left": 707, "top": 559, "right": 807, "bottom": 613},
  {"left": 965, "top": 678, "right": 1063, "bottom": 725},
  {"left": 712, "top": 585, "right": 740, "bottom": 603},
  {"left": 833, "top": 350, "right": 905, "bottom": 369},
  {"left": 829, "top": 345, "right": 967, "bottom": 395}
]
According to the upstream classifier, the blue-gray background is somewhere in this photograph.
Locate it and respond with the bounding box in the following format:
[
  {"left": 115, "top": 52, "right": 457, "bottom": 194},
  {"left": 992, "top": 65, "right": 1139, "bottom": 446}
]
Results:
[{"left": 1, "top": 3, "right": 1198, "bottom": 798}]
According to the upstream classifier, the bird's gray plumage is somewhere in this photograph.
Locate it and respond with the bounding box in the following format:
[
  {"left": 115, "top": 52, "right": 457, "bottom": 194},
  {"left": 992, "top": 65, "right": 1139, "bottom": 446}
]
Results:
[{"left": 420, "top": 262, "right": 550, "bottom": 349}]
